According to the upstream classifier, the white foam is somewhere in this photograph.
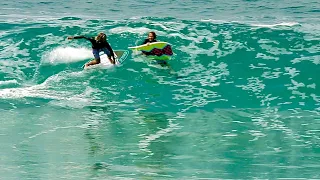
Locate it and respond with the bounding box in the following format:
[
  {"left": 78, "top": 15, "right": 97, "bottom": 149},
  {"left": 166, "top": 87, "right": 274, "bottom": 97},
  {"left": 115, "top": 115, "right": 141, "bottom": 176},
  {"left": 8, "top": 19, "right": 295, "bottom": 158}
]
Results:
[
  {"left": 0, "top": 69, "right": 93, "bottom": 107},
  {"left": 109, "top": 26, "right": 150, "bottom": 34},
  {"left": 200, "top": 19, "right": 299, "bottom": 29},
  {"left": 42, "top": 47, "right": 92, "bottom": 65},
  {"left": 0, "top": 39, "right": 30, "bottom": 60},
  {"left": 200, "top": 19, "right": 231, "bottom": 24},
  {"left": 0, "top": 86, "right": 59, "bottom": 99},
  {"left": 291, "top": 55, "right": 320, "bottom": 65},
  {"left": 251, "top": 22, "right": 299, "bottom": 28},
  {"left": 284, "top": 67, "right": 300, "bottom": 78},
  {"left": 0, "top": 80, "right": 19, "bottom": 86},
  {"left": 0, "top": 79, "right": 91, "bottom": 108},
  {"left": 129, "top": 16, "right": 143, "bottom": 20}
]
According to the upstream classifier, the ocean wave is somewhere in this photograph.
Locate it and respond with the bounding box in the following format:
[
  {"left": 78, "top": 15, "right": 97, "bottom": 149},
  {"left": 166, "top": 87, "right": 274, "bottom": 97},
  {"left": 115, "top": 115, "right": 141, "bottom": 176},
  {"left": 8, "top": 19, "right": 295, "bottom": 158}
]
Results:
[
  {"left": 0, "top": 73, "right": 92, "bottom": 108},
  {"left": 251, "top": 22, "right": 300, "bottom": 28},
  {"left": 109, "top": 26, "right": 151, "bottom": 35},
  {"left": 200, "top": 19, "right": 234, "bottom": 24},
  {"left": 200, "top": 19, "right": 300, "bottom": 29},
  {"left": 0, "top": 80, "right": 19, "bottom": 87}
]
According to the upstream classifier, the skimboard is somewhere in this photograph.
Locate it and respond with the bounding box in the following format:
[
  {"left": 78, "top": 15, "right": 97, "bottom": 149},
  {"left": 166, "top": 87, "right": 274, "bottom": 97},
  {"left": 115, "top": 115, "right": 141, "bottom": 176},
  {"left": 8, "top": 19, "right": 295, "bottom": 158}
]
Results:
[
  {"left": 83, "top": 50, "right": 129, "bottom": 69},
  {"left": 128, "top": 41, "right": 173, "bottom": 61}
]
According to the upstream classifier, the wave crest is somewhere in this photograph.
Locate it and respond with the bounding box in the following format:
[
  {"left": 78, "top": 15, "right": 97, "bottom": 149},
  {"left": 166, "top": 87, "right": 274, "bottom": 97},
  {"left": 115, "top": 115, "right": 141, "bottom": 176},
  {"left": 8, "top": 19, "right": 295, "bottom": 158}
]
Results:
[{"left": 42, "top": 47, "right": 92, "bottom": 65}]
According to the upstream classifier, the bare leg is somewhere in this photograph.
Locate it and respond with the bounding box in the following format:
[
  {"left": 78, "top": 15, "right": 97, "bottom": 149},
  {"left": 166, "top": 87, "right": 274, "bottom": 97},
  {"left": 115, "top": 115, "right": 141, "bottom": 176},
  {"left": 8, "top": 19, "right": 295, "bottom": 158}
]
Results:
[
  {"left": 85, "top": 58, "right": 100, "bottom": 68},
  {"left": 108, "top": 57, "right": 115, "bottom": 64}
]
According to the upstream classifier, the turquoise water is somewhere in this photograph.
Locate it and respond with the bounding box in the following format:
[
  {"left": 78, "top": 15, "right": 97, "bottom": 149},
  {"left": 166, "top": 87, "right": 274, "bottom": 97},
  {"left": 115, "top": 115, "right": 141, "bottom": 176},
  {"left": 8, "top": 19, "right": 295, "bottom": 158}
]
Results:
[{"left": 1, "top": 0, "right": 320, "bottom": 179}]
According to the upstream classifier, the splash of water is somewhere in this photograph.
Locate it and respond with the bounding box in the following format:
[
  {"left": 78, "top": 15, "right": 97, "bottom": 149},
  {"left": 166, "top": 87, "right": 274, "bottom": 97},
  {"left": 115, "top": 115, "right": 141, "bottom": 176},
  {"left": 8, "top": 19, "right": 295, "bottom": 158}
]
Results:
[{"left": 42, "top": 47, "right": 93, "bottom": 65}]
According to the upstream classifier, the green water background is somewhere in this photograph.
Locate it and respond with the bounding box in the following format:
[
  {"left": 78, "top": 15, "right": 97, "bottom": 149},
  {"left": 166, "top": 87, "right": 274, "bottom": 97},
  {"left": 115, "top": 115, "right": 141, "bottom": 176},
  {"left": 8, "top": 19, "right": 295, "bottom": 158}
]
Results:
[{"left": 0, "top": 0, "right": 319, "bottom": 179}]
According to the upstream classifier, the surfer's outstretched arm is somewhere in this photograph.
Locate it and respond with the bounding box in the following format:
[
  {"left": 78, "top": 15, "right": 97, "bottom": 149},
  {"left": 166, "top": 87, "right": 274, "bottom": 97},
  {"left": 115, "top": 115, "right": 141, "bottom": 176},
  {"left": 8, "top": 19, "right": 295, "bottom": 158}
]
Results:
[
  {"left": 67, "top": 36, "right": 92, "bottom": 40},
  {"left": 68, "top": 35, "right": 83, "bottom": 40}
]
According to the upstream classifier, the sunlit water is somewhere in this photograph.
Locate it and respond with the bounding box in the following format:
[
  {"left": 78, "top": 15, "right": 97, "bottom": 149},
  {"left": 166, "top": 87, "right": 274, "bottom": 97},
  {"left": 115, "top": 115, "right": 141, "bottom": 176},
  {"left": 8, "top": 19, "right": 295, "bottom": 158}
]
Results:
[{"left": 0, "top": 0, "right": 319, "bottom": 179}]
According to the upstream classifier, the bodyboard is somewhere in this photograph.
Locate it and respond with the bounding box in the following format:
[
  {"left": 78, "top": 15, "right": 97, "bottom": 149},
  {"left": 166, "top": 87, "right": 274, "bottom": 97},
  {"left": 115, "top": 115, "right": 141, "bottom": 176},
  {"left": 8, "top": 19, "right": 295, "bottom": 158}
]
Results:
[
  {"left": 128, "top": 42, "right": 173, "bottom": 61},
  {"left": 83, "top": 50, "right": 129, "bottom": 69}
]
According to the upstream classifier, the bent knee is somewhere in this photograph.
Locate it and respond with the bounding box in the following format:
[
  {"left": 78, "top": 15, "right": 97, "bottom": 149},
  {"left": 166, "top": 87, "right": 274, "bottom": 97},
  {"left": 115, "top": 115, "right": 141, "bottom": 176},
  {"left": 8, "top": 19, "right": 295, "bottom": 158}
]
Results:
[{"left": 95, "top": 58, "right": 101, "bottom": 63}]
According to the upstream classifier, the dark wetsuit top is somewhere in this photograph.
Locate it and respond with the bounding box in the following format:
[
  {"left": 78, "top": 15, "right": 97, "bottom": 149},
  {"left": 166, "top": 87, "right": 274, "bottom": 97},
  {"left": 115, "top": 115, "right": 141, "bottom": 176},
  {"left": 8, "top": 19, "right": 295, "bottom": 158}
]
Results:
[
  {"left": 142, "top": 39, "right": 157, "bottom": 45},
  {"left": 141, "top": 39, "right": 167, "bottom": 65},
  {"left": 141, "top": 39, "right": 157, "bottom": 56},
  {"left": 73, "top": 36, "right": 114, "bottom": 58}
]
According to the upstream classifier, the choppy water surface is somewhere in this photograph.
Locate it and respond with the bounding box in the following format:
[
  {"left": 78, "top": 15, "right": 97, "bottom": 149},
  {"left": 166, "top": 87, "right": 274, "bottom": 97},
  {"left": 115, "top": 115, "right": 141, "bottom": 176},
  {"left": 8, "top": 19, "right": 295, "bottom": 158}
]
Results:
[{"left": 0, "top": 0, "right": 319, "bottom": 179}]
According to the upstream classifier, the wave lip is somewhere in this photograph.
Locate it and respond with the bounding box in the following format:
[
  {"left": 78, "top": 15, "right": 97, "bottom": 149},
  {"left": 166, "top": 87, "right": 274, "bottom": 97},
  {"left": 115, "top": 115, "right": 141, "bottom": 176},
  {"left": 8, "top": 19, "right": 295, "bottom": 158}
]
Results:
[
  {"left": 251, "top": 22, "right": 300, "bottom": 28},
  {"left": 0, "top": 80, "right": 19, "bottom": 86},
  {"left": 199, "top": 19, "right": 300, "bottom": 30}
]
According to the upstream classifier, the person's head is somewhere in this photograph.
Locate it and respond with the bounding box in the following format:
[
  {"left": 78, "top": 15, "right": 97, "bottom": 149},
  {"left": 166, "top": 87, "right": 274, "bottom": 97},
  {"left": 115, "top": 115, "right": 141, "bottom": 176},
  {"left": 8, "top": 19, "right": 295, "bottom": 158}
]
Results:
[
  {"left": 148, "top": 31, "right": 156, "bottom": 41},
  {"left": 96, "top": 32, "right": 107, "bottom": 42}
]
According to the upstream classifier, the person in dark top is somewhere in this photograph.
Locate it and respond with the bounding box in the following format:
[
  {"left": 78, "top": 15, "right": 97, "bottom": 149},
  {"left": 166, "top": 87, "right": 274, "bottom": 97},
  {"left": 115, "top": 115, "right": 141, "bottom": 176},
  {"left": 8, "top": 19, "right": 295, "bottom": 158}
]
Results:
[
  {"left": 67, "top": 32, "right": 115, "bottom": 68},
  {"left": 142, "top": 31, "right": 157, "bottom": 45},
  {"left": 141, "top": 31, "right": 168, "bottom": 66},
  {"left": 141, "top": 31, "right": 157, "bottom": 56}
]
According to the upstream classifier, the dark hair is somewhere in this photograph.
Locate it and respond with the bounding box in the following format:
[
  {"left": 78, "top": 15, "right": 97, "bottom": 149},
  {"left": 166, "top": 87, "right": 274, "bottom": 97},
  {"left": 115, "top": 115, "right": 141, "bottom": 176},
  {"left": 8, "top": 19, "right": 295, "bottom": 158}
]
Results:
[
  {"left": 96, "top": 32, "right": 107, "bottom": 42},
  {"left": 149, "top": 31, "right": 156, "bottom": 39}
]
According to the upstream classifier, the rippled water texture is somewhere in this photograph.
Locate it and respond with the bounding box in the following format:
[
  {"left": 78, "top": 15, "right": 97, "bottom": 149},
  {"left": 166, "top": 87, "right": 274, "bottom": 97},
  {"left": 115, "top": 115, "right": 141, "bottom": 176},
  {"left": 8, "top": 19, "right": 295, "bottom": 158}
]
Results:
[{"left": 0, "top": 0, "right": 319, "bottom": 179}]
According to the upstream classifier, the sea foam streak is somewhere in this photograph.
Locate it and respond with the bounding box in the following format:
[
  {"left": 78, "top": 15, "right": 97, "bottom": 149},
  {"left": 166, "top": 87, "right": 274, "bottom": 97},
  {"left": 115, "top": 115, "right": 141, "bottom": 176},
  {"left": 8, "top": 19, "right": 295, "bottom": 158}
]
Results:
[
  {"left": 251, "top": 22, "right": 299, "bottom": 28},
  {"left": 42, "top": 47, "right": 92, "bottom": 65}
]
